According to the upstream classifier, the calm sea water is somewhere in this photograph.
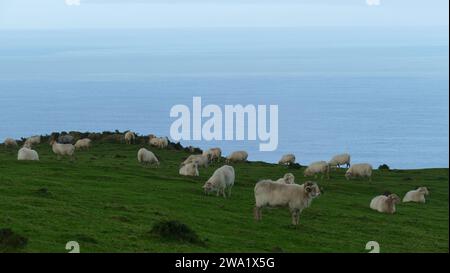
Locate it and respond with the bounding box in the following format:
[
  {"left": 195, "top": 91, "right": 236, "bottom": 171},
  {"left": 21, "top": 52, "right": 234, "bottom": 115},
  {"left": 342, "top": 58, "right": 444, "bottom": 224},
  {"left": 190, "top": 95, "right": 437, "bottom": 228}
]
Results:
[{"left": 0, "top": 28, "right": 448, "bottom": 169}]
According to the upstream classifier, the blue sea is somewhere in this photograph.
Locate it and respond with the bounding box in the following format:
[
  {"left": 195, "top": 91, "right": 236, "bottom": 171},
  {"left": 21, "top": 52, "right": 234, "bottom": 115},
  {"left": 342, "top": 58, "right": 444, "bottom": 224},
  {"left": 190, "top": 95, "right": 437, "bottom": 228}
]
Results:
[{"left": 0, "top": 28, "right": 448, "bottom": 169}]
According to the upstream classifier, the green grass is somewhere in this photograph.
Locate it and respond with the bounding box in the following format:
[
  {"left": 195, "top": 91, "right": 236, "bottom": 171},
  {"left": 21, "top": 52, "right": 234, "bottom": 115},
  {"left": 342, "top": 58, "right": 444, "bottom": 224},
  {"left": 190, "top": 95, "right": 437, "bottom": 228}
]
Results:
[{"left": 0, "top": 141, "right": 448, "bottom": 253}]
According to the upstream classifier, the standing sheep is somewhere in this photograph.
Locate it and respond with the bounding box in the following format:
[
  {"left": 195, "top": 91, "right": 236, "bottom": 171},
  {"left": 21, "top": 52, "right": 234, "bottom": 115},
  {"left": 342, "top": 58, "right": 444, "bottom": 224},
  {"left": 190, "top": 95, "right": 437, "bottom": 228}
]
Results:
[
  {"left": 24, "top": 135, "right": 41, "bottom": 147},
  {"left": 124, "top": 131, "right": 136, "bottom": 145},
  {"left": 328, "top": 153, "right": 351, "bottom": 168},
  {"left": 203, "top": 148, "right": 222, "bottom": 163},
  {"left": 278, "top": 154, "right": 296, "bottom": 166},
  {"left": 4, "top": 138, "right": 18, "bottom": 148},
  {"left": 202, "top": 165, "right": 235, "bottom": 198},
  {"left": 304, "top": 161, "right": 329, "bottom": 180},
  {"left": 149, "top": 135, "right": 168, "bottom": 149},
  {"left": 182, "top": 154, "right": 209, "bottom": 168},
  {"left": 58, "top": 134, "right": 74, "bottom": 144},
  {"left": 275, "top": 173, "right": 296, "bottom": 184},
  {"left": 17, "top": 147, "right": 39, "bottom": 161},
  {"left": 403, "top": 187, "right": 429, "bottom": 203},
  {"left": 254, "top": 181, "right": 321, "bottom": 225},
  {"left": 226, "top": 151, "right": 248, "bottom": 163},
  {"left": 50, "top": 140, "right": 75, "bottom": 160},
  {"left": 345, "top": 163, "right": 373, "bottom": 181},
  {"left": 137, "top": 148, "right": 159, "bottom": 166},
  {"left": 179, "top": 163, "right": 199, "bottom": 177},
  {"left": 74, "top": 138, "right": 92, "bottom": 150},
  {"left": 370, "top": 194, "right": 401, "bottom": 214}
]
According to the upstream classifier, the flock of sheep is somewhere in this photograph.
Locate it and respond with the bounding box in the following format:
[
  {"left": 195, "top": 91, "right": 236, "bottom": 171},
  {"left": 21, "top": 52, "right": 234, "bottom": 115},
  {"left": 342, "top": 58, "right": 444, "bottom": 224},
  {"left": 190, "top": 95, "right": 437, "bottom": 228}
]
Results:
[{"left": 3, "top": 131, "right": 430, "bottom": 226}]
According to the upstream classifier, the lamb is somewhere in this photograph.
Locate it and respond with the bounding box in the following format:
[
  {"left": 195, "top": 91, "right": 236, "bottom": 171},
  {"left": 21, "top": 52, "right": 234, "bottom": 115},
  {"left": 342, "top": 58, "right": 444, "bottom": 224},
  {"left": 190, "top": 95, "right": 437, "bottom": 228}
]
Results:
[
  {"left": 24, "top": 135, "right": 41, "bottom": 147},
  {"left": 254, "top": 181, "right": 321, "bottom": 225},
  {"left": 74, "top": 138, "right": 92, "bottom": 150},
  {"left": 203, "top": 148, "right": 222, "bottom": 162},
  {"left": 182, "top": 154, "right": 209, "bottom": 168},
  {"left": 137, "top": 148, "right": 159, "bottom": 166},
  {"left": 226, "top": 151, "right": 248, "bottom": 163},
  {"left": 202, "top": 165, "right": 235, "bottom": 198},
  {"left": 179, "top": 162, "right": 199, "bottom": 176},
  {"left": 124, "top": 131, "right": 136, "bottom": 145},
  {"left": 304, "top": 161, "right": 329, "bottom": 179},
  {"left": 403, "top": 187, "right": 429, "bottom": 203},
  {"left": 275, "top": 173, "right": 296, "bottom": 184},
  {"left": 17, "top": 147, "right": 39, "bottom": 161},
  {"left": 58, "top": 134, "right": 74, "bottom": 144},
  {"left": 278, "top": 154, "right": 296, "bottom": 166},
  {"left": 50, "top": 140, "right": 75, "bottom": 160},
  {"left": 328, "top": 153, "right": 351, "bottom": 168},
  {"left": 4, "top": 138, "right": 18, "bottom": 148},
  {"left": 345, "top": 163, "right": 373, "bottom": 181},
  {"left": 370, "top": 194, "right": 401, "bottom": 214},
  {"left": 149, "top": 135, "right": 168, "bottom": 149}
]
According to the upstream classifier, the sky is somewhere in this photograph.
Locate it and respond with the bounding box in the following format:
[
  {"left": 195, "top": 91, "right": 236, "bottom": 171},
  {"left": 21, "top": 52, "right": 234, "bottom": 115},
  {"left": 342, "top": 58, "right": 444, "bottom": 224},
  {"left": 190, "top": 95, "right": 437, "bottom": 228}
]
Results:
[{"left": 0, "top": 0, "right": 448, "bottom": 29}]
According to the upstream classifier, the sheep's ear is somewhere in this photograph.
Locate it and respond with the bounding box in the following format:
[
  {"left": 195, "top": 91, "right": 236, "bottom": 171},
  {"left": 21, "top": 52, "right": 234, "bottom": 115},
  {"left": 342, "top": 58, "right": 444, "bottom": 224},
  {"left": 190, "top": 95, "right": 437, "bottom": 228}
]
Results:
[{"left": 305, "top": 186, "right": 312, "bottom": 193}]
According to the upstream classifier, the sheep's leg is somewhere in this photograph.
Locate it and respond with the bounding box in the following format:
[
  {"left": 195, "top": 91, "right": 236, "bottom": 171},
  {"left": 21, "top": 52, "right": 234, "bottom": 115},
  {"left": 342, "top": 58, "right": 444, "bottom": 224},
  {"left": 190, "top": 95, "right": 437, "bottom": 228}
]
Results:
[
  {"left": 254, "top": 206, "right": 262, "bottom": 221},
  {"left": 228, "top": 186, "right": 232, "bottom": 198},
  {"left": 291, "top": 211, "right": 298, "bottom": 225},
  {"left": 222, "top": 187, "right": 227, "bottom": 198}
]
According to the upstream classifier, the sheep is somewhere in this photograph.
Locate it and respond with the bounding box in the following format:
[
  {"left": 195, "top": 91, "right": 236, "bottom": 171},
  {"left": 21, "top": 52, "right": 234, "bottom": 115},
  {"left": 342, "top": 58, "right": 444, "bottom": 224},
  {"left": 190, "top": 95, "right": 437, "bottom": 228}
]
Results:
[
  {"left": 4, "top": 138, "right": 18, "bottom": 148},
  {"left": 345, "top": 163, "right": 373, "bottom": 181},
  {"left": 328, "top": 153, "right": 351, "bottom": 168},
  {"left": 149, "top": 135, "right": 168, "bottom": 149},
  {"left": 304, "top": 161, "right": 329, "bottom": 180},
  {"left": 58, "top": 134, "right": 74, "bottom": 144},
  {"left": 203, "top": 148, "right": 222, "bottom": 163},
  {"left": 17, "top": 147, "right": 39, "bottom": 161},
  {"left": 226, "top": 151, "right": 248, "bottom": 163},
  {"left": 275, "top": 173, "right": 296, "bottom": 184},
  {"left": 202, "top": 165, "right": 235, "bottom": 198},
  {"left": 370, "top": 194, "right": 401, "bottom": 214},
  {"left": 124, "top": 131, "right": 136, "bottom": 145},
  {"left": 74, "top": 138, "right": 92, "bottom": 150},
  {"left": 182, "top": 154, "right": 209, "bottom": 168},
  {"left": 254, "top": 181, "right": 321, "bottom": 225},
  {"left": 278, "top": 154, "right": 296, "bottom": 166},
  {"left": 179, "top": 162, "right": 199, "bottom": 177},
  {"left": 50, "top": 139, "right": 75, "bottom": 160},
  {"left": 24, "top": 135, "right": 41, "bottom": 147},
  {"left": 403, "top": 187, "right": 429, "bottom": 203},
  {"left": 137, "top": 148, "right": 159, "bottom": 166}
]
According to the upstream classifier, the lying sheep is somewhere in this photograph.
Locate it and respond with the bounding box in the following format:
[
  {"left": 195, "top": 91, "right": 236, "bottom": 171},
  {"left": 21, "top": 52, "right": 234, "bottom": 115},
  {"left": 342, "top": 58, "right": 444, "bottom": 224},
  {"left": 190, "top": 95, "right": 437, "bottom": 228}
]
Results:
[
  {"left": 74, "top": 138, "right": 92, "bottom": 150},
  {"left": 182, "top": 154, "right": 209, "bottom": 168},
  {"left": 226, "top": 151, "right": 248, "bottom": 163},
  {"left": 254, "top": 181, "right": 321, "bottom": 225},
  {"left": 275, "top": 173, "right": 296, "bottom": 184},
  {"left": 278, "top": 154, "right": 296, "bottom": 166},
  {"left": 179, "top": 162, "right": 199, "bottom": 176},
  {"left": 370, "top": 194, "right": 400, "bottom": 214},
  {"left": 202, "top": 165, "right": 235, "bottom": 198},
  {"left": 50, "top": 140, "right": 75, "bottom": 160},
  {"left": 4, "top": 138, "right": 18, "bottom": 148},
  {"left": 124, "top": 131, "right": 136, "bottom": 145},
  {"left": 17, "top": 147, "right": 39, "bottom": 161},
  {"left": 345, "top": 163, "right": 373, "bottom": 181},
  {"left": 137, "top": 148, "right": 159, "bottom": 166},
  {"left": 58, "top": 134, "right": 74, "bottom": 144},
  {"left": 149, "top": 135, "right": 168, "bottom": 149},
  {"left": 328, "top": 153, "right": 351, "bottom": 168},
  {"left": 304, "top": 161, "right": 329, "bottom": 180},
  {"left": 24, "top": 135, "right": 41, "bottom": 147},
  {"left": 203, "top": 148, "right": 222, "bottom": 162},
  {"left": 403, "top": 187, "right": 429, "bottom": 203}
]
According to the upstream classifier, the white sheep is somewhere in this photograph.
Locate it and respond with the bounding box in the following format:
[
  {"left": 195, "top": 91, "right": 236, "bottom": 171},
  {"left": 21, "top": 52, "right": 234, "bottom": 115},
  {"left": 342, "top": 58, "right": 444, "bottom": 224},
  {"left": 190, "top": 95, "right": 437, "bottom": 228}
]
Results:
[
  {"left": 202, "top": 165, "right": 235, "bottom": 198},
  {"left": 304, "top": 161, "right": 329, "bottom": 179},
  {"left": 182, "top": 154, "right": 209, "bottom": 168},
  {"left": 4, "top": 138, "right": 18, "bottom": 148},
  {"left": 203, "top": 148, "right": 222, "bottom": 162},
  {"left": 278, "top": 154, "right": 296, "bottom": 166},
  {"left": 17, "top": 147, "right": 39, "bottom": 161},
  {"left": 254, "top": 181, "right": 321, "bottom": 225},
  {"left": 124, "top": 131, "right": 136, "bottom": 144},
  {"left": 370, "top": 194, "right": 401, "bottom": 214},
  {"left": 345, "top": 163, "right": 373, "bottom": 181},
  {"left": 50, "top": 140, "right": 75, "bottom": 160},
  {"left": 275, "top": 173, "right": 296, "bottom": 184},
  {"left": 403, "top": 187, "right": 429, "bottom": 203},
  {"left": 226, "top": 151, "right": 248, "bottom": 163},
  {"left": 328, "top": 153, "right": 351, "bottom": 168},
  {"left": 149, "top": 135, "right": 168, "bottom": 149},
  {"left": 179, "top": 162, "right": 199, "bottom": 176},
  {"left": 24, "top": 135, "right": 41, "bottom": 147},
  {"left": 137, "top": 148, "right": 159, "bottom": 166},
  {"left": 74, "top": 138, "right": 92, "bottom": 150}
]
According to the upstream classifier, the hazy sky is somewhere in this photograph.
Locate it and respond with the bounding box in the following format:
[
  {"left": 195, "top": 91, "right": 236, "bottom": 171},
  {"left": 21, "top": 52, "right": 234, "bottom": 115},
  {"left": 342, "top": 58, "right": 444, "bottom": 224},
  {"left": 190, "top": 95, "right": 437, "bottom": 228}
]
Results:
[{"left": 0, "top": 0, "right": 448, "bottom": 29}]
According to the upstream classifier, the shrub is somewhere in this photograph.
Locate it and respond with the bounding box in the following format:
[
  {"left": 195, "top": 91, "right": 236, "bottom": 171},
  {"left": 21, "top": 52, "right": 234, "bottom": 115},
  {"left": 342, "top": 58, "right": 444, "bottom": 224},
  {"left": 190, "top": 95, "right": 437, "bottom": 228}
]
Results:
[
  {"left": 378, "top": 164, "right": 390, "bottom": 171},
  {"left": 150, "top": 220, "right": 204, "bottom": 245}
]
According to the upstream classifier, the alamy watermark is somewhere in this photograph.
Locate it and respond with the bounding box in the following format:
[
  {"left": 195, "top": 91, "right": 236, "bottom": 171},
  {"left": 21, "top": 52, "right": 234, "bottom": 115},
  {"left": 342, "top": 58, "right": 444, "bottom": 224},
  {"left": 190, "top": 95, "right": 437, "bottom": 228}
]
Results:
[{"left": 170, "top": 97, "right": 279, "bottom": 152}]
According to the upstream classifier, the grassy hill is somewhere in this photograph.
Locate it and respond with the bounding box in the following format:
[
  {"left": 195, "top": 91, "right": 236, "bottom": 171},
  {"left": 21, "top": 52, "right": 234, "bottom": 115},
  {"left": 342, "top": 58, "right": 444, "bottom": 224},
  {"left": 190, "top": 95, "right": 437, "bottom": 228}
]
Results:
[{"left": 0, "top": 137, "right": 448, "bottom": 253}]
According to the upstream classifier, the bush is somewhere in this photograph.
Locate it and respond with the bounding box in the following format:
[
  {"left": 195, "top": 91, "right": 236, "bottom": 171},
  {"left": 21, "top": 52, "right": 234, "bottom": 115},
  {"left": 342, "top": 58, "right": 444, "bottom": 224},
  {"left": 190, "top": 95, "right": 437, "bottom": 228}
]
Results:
[
  {"left": 150, "top": 220, "right": 204, "bottom": 245},
  {"left": 378, "top": 164, "right": 390, "bottom": 171},
  {"left": 0, "top": 228, "right": 28, "bottom": 252}
]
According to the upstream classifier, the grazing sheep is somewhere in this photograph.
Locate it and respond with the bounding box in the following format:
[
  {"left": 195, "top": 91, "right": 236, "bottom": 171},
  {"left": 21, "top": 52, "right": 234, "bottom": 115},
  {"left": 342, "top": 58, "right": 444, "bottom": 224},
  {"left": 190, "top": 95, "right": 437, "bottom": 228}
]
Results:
[
  {"left": 226, "top": 151, "right": 248, "bottom": 163},
  {"left": 275, "top": 173, "right": 296, "bottom": 184},
  {"left": 254, "top": 181, "right": 321, "bottom": 225},
  {"left": 149, "top": 135, "right": 168, "bottom": 149},
  {"left": 58, "top": 134, "right": 74, "bottom": 144},
  {"left": 50, "top": 140, "right": 75, "bottom": 160},
  {"left": 370, "top": 194, "right": 401, "bottom": 214},
  {"left": 203, "top": 148, "right": 222, "bottom": 162},
  {"left": 304, "top": 161, "right": 329, "bottom": 179},
  {"left": 202, "top": 165, "right": 235, "bottom": 198},
  {"left": 328, "top": 153, "right": 351, "bottom": 168},
  {"left": 278, "top": 154, "right": 296, "bottom": 166},
  {"left": 4, "top": 138, "right": 18, "bottom": 148},
  {"left": 137, "top": 148, "right": 159, "bottom": 166},
  {"left": 24, "top": 135, "right": 41, "bottom": 147},
  {"left": 17, "top": 147, "right": 39, "bottom": 161},
  {"left": 124, "top": 131, "right": 136, "bottom": 145},
  {"left": 179, "top": 163, "right": 199, "bottom": 176},
  {"left": 345, "top": 163, "right": 373, "bottom": 181},
  {"left": 403, "top": 187, "right": 429, "bottom": 203},
  {"left": 74, "top": 138, "right": 92, "bottom": 150},
  {"left": 182, "top": 154, "right": 209, "bottom": 168}
]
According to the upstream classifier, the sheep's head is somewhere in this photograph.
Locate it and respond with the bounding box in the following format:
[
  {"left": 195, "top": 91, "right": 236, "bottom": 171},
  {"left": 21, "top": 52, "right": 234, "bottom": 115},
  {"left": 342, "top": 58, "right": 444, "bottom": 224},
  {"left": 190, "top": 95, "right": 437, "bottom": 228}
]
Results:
[
  {"left": 202, "top": 181, "right": 215, "bottom": 194},
  {"left": 345, "top": 171, "right": 352, "bottom": 180},
  {"left": 304, "top": 182, "right": 321, "bottom": 198},
  {"left": 284, "top": 173, "right": 295, "bottom": 184},
  {"left": 418, "top": 187, "right": 429, "bottom": 195},
  {"left": 148, "top": 134, "right": 156, "bottom": 140},
  {"left": 388, "top": 194, "right": 401, "bottom": 204},
  {"left": 303, "top": 169, "right": 311, "bottom": 177}
]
